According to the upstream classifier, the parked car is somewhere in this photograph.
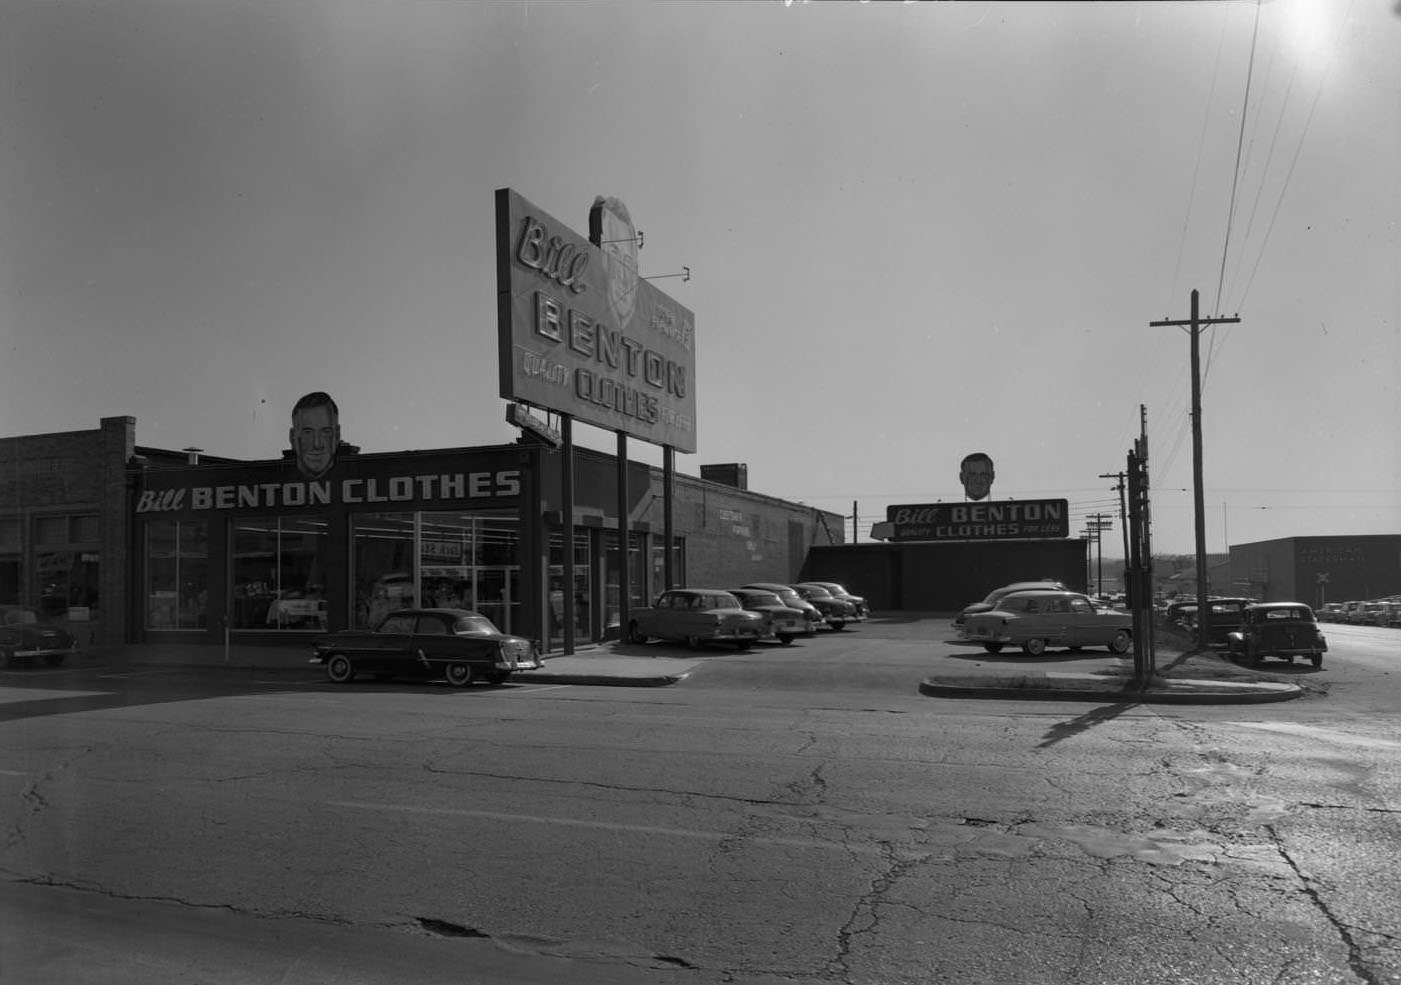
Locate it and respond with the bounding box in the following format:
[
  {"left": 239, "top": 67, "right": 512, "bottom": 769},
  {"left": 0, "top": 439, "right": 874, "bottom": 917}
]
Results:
[
  {"left": 960, "top": 590, "right": 1133, "bottom": 656},
  {"left": 1383, "top": 601, "right": 1401, "bottom": 627},
  {"left": 1226, "top": 602, "right": 1327, "bottom": 668},
  {"left": 1340, "top": 601, "right": 1366, "bottom": 624},
  {"left": 311, "top": 608, "right": 540, "bottom": 686},
  {"left": 1317, "top": 602, "right": 1347, "bottom": 623},
  {"left": 727, "top": 587, "right": 816, "bottom": 644},
  {"left": 1355, "top": 601, "right": 1389, "bottom": 626},
  {"left": 796, "top": 582, "right": 869, "bottom": 620},
  {"left": 0, "top": 605, "right": 79, "bottom": 668},
  {"left": 742, "top": 583, "right": 826, "bottom": 627},
  {"left": 627, "top": 589, "right": 767, "bottom": 650},
  {"left": 791, "top": 584, "right": 858, "bottom": 630},
  {"left": 1198, "top": 597, "right": 1254, "bottom": 645},
  {"left": 954, "top": 580, "right": 1067, "bottom": 633}
]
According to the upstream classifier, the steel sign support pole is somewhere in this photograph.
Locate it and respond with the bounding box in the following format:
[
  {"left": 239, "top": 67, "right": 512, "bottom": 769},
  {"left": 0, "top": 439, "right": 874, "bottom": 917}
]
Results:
[
  {"left": 616, "top": 431, "right": 629, "bottom": 641},
  {"left": 562, "top": 414, "right": 575, "bottom": 655},
  {"left": 664, "top": 446, "right": 675, "bottom": 590}
]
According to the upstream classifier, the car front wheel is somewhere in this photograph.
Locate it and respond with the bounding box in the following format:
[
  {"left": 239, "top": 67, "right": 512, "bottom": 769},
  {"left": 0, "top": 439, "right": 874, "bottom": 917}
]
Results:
[
  {"left": 325, "top": 654, "right": 355, "bottom": 684},
  {"left": 445, "top": 663, "right": 473, "bottom": 687},
  {"left": 1022, "top": 638, "right": 1047, "bottom": 657},
  {"left": 627, "top": 622, "right": 650, "bottom": 645},
  {"left": 1108, "top": 630, "right": 1131, "bottom": 654},
  {"left": 777, "top": 633, "right": 794, "bottom": 646},
  {"left": 829, "top": 620, "right": 846, "bottom": 631},
  {"left": 982, "top": 643, "right": 1004, "bottom": 654}
]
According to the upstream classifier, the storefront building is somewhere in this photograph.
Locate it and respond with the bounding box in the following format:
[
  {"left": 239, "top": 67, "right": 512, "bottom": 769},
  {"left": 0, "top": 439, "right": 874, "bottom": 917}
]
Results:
[{"left": 1, "top": 417, "right": 844, "bottom": 652}]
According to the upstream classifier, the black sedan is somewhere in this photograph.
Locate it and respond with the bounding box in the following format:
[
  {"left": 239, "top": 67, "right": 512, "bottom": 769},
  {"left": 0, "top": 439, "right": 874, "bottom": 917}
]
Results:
[
  {"left": 311, "top": 608, "right": 540, "bottom": 687},
  {"left": 0, "top": 606, "right": 78, "bottom": 668}
]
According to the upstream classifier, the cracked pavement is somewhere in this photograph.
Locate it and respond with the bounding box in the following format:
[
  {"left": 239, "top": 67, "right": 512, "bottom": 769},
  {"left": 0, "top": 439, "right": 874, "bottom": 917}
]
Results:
[{"left": 2, "top": 636, "right": 1399, "bottom": 984}]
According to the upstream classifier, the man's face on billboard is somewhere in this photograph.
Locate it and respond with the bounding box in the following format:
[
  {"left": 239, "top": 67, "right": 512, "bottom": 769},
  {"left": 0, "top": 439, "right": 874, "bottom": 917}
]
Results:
[
  {"left": 291, "top": 404, "right": 339, "bottom": 479},
  {"left": 960, "top": 459, "right": 994, "bottom": 501}
]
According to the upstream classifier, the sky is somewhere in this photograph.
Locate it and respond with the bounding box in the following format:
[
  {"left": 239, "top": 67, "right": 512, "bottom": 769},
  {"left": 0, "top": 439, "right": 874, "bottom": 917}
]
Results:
[{"left": 2, "top": 0, "right": 1397, "bottom": 557}]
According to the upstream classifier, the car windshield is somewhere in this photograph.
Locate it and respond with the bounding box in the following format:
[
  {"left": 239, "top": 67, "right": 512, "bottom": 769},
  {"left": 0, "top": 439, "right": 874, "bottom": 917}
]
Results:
[
  {"left": 799, "top": 586, "right": 833, "bottom": 599},
  {"left": 1263, "top": 607, "right": 1313, "bottom": 622},
  {"left": 739, "top": 591, "right": 781, "bottom": 607},
  {"left": 452, "top": 615, "right": 502, "bottom": 636}
]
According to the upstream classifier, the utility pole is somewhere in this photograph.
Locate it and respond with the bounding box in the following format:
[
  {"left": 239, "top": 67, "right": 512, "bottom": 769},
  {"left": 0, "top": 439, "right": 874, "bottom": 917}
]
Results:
[
  {"left": 1099, "top": 471, "right": 1129, "bottom": 583},
  {"left": 1087, "top": 513, "right": 1113, "bottom": 596},
  {"left": 1150, "top": 289, "right": 1240, "bottom": 651}
]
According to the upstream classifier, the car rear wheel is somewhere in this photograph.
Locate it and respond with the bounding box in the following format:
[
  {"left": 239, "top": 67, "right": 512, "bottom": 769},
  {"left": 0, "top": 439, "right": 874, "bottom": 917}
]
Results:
[
  {"left": 686, "top": 635, "right": 704, "bottom": 650},
  {"left": 1310, "top": 653, "right": 1323, "bottom": 668},
  {"left": 982, "top": 643, "right": 1004, "bottom": 654},
  {"left": 445, "top": 663, "right": 473, "bottom": 687},
  {"left": 829, "top": 620, "right": 846, "bottom": 630},
  {"left": 1022, "top": 638, "right": 1047, "bottom": 657},
  {"left": 44, "top": 654, "right": 66, "bottom": 667},
  {"left": 1108, "top": 630, "right": 1131, "bottom": 654},
  {"left": 325, "top": 654, "right": 355, "bottom": 684},
  {"left": 734, "top": 640, "right": 751, "bottom": 651}
]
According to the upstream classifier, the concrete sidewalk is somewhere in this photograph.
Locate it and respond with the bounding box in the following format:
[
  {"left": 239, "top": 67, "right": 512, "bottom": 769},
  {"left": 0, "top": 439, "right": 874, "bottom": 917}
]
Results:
[{"left": 78, "top": 640, "right": 700, "bottom": 688}]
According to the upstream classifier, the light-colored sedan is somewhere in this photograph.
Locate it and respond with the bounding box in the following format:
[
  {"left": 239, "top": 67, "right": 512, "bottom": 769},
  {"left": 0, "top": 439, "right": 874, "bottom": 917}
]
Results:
[
  {"left": 728, "top": 587, "right": 816, "bottom": 645},
  {"left": 626, "top": 589, "right": 767, "bottom": 650},
  {"left": 961, "top": 590, "right": 1133, "bottom": 656}
]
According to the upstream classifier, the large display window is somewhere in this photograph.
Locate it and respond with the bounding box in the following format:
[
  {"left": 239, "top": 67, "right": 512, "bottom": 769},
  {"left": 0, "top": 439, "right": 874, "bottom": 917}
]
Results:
[
  {"left": 33, "top": 513, "right": 101, "bottom": 619},
  {"left": 0, "top": 518, "right": 19, "bottom": 605},
  {"left": 145, "top": 520, "right": 210, "bottom": 630},
  {"left": 231, "top": 516, "right": 329, "bottom": 630},
  {"left": 351, "top": 512, "right": 520, "bottom": 633}
]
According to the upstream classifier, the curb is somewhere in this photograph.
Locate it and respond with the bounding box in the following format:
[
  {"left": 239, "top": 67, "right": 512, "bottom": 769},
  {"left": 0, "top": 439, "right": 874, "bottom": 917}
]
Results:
[
  {"left": 918, "top": 678, "right": 1304, "bottom": 704},
  {"left": 512, "top": 671, "right": 691, "bottom": 688}
]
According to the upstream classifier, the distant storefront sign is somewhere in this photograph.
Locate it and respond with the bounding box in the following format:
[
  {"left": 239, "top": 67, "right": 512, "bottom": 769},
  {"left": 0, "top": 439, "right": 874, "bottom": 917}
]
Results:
[
  {"left": 885, "top": 499, "right": 1069, "bottom": 542},
  {"left": 495, "top": 188, "right": 698, "bottom": 453}
]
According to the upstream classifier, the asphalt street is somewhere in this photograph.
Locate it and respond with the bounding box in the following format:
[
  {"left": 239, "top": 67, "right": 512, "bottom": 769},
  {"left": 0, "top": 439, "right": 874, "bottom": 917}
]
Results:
[{"left": 1, "top": 616, "right": 1396, "bottom": 984}]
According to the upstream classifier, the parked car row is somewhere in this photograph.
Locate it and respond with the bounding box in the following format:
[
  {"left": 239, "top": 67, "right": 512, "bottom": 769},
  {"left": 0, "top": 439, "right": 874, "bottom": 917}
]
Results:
[
  {"left": 1317, "top": 598, "right": 1401, "bottom": 626},
  {"left": 627, "top": 581, "right": 869, "bottom": 651},
  {"left": 1157, "top": 596, "right": 1257, "bottom": 646}
]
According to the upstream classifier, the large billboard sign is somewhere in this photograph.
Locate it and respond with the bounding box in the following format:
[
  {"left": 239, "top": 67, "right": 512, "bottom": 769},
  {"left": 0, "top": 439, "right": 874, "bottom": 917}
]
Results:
[
  {"left": 885, "top": 499, "right": 1069, "bottom": 542},
  {"left": 495, "top": 188, "right": 698, "bottom": 453}
]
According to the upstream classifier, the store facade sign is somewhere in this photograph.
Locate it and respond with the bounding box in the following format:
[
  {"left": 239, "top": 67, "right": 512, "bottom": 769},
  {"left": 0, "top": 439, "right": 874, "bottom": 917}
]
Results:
[
  {"left": 495, "top": 187, "right": 698, "bottom": 453},
  {"left": 134, "top": 451, "right": 524, "bottom": 515},
  {"left": 885, "top": 499, "right": 1069, "bottom": 542}
]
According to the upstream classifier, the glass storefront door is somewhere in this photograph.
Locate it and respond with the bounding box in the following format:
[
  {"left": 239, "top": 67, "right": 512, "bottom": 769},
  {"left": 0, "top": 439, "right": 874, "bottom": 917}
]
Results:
[{"left": 548, "top": 530, "right": 592, "bottom": 649}]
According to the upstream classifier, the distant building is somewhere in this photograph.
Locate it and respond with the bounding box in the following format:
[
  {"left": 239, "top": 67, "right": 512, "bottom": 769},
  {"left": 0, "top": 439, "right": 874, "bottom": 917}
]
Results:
[{"left": 1229, "top": 535, "right": 1401, "bottom": 606}]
